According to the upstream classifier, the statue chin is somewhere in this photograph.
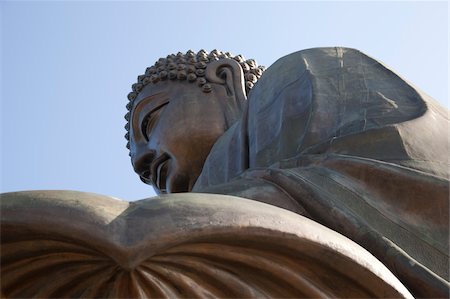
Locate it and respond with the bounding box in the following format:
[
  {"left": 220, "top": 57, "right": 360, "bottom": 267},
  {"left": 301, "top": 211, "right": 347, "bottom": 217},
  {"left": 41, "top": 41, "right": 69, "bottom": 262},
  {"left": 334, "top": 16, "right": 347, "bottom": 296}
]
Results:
[{"left": 160, "top": 168, "right": 193, "bottom": 194}]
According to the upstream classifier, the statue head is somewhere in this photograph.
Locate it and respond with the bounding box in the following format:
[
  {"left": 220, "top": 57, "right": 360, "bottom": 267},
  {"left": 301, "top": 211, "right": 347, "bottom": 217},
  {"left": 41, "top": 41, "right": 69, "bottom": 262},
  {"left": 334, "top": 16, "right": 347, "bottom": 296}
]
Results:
[{"left": 125, "top": 50, "right": 265, "bottom": 194}]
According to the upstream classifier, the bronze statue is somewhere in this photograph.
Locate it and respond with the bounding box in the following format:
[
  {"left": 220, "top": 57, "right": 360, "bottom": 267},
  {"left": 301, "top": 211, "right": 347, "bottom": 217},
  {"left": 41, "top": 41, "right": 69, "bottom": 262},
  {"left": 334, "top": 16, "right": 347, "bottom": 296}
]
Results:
[
  {"left": 1, "top": 48, "right": 448, "bottom": 298},
  {"left": 125, "top": 50, "right": 264, "bottom": 193},
  {"left": 126, "top": 48, "right": 449, "bottom": 298}
]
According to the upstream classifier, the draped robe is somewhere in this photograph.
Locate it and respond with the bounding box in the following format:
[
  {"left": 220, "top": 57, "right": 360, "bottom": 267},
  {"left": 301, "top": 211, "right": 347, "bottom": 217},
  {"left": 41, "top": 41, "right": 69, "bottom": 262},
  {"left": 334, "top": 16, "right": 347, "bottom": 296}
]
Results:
[{"left": 193, "top": 47, "right": 450, "bottom": 298}]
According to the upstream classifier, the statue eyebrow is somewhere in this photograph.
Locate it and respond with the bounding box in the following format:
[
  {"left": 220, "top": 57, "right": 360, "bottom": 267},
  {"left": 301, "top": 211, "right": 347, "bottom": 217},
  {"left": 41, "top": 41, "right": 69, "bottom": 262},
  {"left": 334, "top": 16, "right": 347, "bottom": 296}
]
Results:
[
  {"left": 134, "top": 92, "right": 168, "bottom": 111},
  {"left": 141, "top": 101, "right": 169, "bottom": 142}
]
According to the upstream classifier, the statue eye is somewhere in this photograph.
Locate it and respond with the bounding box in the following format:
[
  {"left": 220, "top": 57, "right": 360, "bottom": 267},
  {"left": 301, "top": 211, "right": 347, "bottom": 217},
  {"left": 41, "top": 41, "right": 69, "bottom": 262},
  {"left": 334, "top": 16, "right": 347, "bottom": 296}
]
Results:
[{"left": 141, "top": 102, "right": 169, "bottom": 141}]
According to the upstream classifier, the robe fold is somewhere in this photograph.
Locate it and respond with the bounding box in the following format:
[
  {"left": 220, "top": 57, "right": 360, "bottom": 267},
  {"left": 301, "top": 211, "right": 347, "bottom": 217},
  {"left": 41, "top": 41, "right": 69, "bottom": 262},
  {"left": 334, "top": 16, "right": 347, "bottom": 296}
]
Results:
[{"left": 194, "top": 47, "right": 450, "bottom": 298}]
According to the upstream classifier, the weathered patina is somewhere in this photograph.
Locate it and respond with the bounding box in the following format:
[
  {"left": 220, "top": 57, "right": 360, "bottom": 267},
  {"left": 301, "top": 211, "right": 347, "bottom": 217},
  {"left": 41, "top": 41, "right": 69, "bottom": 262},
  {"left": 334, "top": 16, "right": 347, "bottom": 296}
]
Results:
[
  {"left": 128, "top": 48, "right": 450, "bottom": 298},
  {"left": 1, "top": 48, "right": 448, "bottom": 298}
]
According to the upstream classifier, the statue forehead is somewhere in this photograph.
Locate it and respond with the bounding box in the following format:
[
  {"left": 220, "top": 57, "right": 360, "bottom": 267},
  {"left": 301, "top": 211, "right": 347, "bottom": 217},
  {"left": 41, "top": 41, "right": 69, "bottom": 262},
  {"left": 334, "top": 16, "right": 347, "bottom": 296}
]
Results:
[
  {"left": 131, "top": 81, "right": 169, "bottom": 108},
  {"left": 132, "top": 79, "right": 206, "bottom": 108}
]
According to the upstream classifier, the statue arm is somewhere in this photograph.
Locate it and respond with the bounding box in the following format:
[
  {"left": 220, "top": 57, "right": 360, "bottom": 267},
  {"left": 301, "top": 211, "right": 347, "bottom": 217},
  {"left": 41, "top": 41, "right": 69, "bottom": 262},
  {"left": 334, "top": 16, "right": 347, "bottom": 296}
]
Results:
[{"left": 1, "top": 190, "right": 412, "bottom": 298}]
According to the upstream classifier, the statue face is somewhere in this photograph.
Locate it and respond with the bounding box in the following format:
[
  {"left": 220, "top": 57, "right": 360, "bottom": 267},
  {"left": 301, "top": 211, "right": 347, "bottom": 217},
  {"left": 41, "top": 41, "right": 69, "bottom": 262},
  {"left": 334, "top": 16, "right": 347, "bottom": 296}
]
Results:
[{"left": 129, "top": 81, "right": 230, "bottom": 193}]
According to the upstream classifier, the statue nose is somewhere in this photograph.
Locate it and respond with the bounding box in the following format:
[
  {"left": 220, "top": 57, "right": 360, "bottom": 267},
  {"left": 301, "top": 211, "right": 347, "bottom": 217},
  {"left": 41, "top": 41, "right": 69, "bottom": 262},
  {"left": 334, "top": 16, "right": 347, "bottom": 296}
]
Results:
[{"left": 132, "top": 149, "right": 157, "bottom": 180}]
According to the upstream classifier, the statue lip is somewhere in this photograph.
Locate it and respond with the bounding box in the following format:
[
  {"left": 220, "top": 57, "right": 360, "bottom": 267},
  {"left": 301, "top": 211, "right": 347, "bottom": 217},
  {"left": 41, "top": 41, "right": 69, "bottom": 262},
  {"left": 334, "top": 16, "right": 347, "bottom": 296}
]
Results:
[{"left": 150, "top": 153, "right": 170, "bottom": 192}]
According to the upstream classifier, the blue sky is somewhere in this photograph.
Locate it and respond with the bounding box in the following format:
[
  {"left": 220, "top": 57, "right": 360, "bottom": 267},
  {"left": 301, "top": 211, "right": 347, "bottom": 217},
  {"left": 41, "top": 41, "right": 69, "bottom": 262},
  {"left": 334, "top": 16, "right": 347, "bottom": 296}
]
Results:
[{"left": 1, "top": 1, "right": 448, "bottom": 200}]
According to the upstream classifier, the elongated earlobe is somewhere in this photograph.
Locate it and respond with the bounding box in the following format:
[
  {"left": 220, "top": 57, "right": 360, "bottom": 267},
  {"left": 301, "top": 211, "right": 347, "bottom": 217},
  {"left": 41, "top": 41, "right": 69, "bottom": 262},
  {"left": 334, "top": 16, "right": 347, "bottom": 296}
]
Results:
[{"left": 206, "top": 58, "right": 247, "bottom": 107}]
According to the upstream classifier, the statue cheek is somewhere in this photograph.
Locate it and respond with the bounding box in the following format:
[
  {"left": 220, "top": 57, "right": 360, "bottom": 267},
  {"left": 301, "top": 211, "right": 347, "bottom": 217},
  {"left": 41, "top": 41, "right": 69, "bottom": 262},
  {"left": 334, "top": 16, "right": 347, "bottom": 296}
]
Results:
[{"left": 146, "top": 115, "right": 179, "bottom": 151}]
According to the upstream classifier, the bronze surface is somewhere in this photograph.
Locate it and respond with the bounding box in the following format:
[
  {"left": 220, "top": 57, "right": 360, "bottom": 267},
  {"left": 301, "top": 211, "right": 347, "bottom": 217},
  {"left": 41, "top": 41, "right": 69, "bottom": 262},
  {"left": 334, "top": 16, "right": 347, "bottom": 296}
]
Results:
[
  {"left": 1, "top": 47, "right": 448, "bottom": 298},
  {"left": 1, "top": 191, "right": 413, "bottom": 298},
  {"left": 129, "top": 48, "right": 450, "bottom": 297}
]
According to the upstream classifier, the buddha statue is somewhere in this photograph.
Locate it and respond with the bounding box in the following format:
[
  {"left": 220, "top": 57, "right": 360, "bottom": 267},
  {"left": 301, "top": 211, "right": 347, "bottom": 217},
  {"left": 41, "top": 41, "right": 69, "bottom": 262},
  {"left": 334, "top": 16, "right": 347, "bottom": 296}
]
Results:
[
  {"left": 125, "top": 49, "right": 263, "bottom": 193},
  {"left": 126, "top": 48, "right": 449, "bottom": 298},
  {"left": 1, "top": 47, "right": 447, "bottom": 298}
]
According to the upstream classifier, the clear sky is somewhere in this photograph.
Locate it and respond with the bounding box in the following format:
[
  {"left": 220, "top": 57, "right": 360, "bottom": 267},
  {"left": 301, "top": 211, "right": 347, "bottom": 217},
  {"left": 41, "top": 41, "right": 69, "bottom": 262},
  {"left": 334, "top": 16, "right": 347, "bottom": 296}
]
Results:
[{"left": 1, "top": 1, "right": 448, "bottom": 200}]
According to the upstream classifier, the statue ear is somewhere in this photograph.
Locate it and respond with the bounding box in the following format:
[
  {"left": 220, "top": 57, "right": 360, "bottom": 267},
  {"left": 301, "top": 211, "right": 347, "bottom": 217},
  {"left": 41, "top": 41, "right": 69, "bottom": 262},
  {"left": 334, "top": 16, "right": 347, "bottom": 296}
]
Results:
[{"left": 205, "top": 58, "right": 247, "bottom": 103}]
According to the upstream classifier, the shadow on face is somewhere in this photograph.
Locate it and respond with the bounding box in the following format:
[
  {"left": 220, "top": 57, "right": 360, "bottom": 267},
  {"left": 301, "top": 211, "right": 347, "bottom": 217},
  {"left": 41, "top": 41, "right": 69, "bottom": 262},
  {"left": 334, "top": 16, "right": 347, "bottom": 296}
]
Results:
[
  {"left": 129, "top": 80, "right": 241, "bottom": 193},
  {"left": 125, "top": 52, "right": 264, "bottom": 193}
]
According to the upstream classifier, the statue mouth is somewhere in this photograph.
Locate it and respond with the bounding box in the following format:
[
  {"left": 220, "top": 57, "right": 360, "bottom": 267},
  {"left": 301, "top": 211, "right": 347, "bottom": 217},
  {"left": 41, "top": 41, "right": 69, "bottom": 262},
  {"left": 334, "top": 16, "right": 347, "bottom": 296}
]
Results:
[{"left": 150, "top": 153, "right": 170, "bottom": 193}]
